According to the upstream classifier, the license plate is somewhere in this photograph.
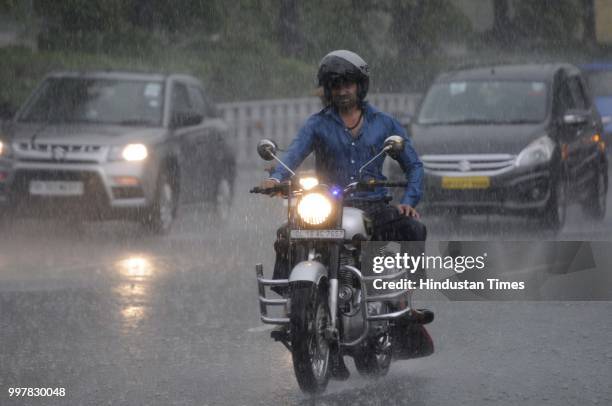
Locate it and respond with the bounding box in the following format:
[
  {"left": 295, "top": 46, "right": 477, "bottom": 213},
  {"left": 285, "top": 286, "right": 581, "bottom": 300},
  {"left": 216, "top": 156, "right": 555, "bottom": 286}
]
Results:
[
  {"left": 441, "top": 176, "right": 490, "bottom": 189},
  {"left": 29, "top": 181, "right": 84, "bottom": 196},
  {"left": 290, "top": 229, "right": 345, "bottom": 240}
]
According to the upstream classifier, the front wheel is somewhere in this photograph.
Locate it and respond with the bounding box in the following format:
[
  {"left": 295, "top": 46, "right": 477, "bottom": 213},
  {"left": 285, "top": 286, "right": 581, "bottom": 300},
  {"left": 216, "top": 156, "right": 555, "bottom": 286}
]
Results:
[
  {"left": 141, "top": 170, "right": 177, "bottom": 235},
  {"left": 290, "top": 282, "right": 330, "bottom": 394}
]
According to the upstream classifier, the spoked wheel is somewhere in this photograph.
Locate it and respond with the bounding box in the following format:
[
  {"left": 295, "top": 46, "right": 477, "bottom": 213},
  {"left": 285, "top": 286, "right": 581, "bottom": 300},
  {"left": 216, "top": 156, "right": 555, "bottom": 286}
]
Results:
[
  {"left": 353, "top": 304, "right": 392, "bottom": 378},
  {"left": 290, "top": 282, "right": 330, "bottom": 394},
  {"left": 353, "top": 333, "right": 392, "bottom": 377}
]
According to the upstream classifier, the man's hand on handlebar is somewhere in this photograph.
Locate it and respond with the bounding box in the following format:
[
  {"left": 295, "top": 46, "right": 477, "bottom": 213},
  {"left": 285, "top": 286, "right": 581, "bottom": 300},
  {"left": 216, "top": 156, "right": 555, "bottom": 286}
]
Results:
[
  {"left": 259, "top": 178, "right": 282, "bottom": 197},
  {"left": 396, "top": 204, "right": 420, "bottom": 219}
]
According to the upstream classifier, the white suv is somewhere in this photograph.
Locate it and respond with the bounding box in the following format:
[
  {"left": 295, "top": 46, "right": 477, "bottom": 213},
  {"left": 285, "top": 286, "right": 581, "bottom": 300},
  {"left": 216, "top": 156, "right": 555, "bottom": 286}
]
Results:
[{"left": 0, "top": 71, "right": 235, "bottom": 233}]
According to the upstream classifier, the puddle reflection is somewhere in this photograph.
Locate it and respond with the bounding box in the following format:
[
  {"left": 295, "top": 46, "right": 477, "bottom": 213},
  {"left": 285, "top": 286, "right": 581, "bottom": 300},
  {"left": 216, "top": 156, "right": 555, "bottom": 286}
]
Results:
[{"left": 114, "top": 255, "right": 155, "bottom": 329}]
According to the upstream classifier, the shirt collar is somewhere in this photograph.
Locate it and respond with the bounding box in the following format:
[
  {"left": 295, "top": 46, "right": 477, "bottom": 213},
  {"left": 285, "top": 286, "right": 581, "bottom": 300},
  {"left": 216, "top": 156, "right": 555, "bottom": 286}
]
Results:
[{"left": 323, "top": 101, "right": 378, "bottom": 125}]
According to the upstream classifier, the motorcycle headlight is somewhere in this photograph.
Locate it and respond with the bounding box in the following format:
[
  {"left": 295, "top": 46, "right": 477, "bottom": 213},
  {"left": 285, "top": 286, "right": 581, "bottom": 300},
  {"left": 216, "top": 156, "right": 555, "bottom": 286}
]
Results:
[
  {"left": 108, "top": 144, "right": 148, "bottom": 162},
  {"left": 515, "top": 136, "right": 555, "bottom": 167},
  {"left": 297, "top": 192, "right": 332, "bottom": 225}
]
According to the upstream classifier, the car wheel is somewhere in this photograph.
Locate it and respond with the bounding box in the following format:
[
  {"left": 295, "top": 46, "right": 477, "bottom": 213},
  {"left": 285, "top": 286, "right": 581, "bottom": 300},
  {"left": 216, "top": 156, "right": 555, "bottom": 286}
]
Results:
[
  {"left": 582, "top": 165, "right": 607, "bottom": 220},
  {"left": 141, "top": 170, "right": 177, "bottom": 235},
  {"left": 540, "top": 172, "right": 568, "bottom": 232},
  {"left": 214, "top": 177, "right": 233, "bottom": 223}
]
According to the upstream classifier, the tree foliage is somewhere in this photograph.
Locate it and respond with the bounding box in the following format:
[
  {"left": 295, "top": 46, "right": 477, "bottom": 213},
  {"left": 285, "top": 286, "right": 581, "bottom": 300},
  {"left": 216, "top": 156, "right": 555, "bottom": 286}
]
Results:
[{"left": 0, "top": 0, "right": 604, "bottom": 104}]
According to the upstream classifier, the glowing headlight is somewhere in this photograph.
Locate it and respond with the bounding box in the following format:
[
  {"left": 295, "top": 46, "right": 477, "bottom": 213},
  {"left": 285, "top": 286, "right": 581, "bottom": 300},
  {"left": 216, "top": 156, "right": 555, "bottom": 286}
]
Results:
[
  {"left": 122, "top": 144, "right": 148, "bottom": 161},
  {"left": 109, "top": 144, "right": 149, "bottom": 162},
  {"left": 0, "top": 141, "right": 4, "bottom": 156},
  {"left": 297, "top": 193, "right": 332, "bottom": 225},
  {"left": 299, "top": 177, "right": 319, "bottom": 190},
  {"left": 515, "top": 136, "right": 554, "bottom": 167}
]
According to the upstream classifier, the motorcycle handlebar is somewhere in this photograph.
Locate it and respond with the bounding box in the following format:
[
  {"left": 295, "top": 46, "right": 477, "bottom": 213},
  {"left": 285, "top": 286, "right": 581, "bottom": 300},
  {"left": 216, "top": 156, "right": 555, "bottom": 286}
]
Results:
[
  {"left": 250, "top": 180, "right": 407, "bottom": 195},
  {"left": 249, "top": 185, "right": 287, "bottom": 195},
  {"left": 357, "top": 180, "right": 408, "bottom": 188}
]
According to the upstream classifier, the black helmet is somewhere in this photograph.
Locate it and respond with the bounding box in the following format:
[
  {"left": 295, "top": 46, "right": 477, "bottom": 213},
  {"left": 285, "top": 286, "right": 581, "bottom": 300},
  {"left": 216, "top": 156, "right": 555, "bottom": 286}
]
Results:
[{"left": 317, "top": 50, "right": 369, "bottom": 101}]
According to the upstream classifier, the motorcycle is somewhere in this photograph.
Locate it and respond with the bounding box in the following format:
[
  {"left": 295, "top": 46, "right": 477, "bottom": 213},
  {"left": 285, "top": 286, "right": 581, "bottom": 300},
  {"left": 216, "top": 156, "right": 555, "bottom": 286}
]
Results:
[{"left": 250, "top": 136, "right": 433, "bottom": 394}]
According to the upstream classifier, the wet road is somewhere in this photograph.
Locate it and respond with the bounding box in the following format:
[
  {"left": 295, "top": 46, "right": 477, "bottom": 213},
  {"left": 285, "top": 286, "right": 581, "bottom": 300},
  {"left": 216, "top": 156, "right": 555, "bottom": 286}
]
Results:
[{"left": 1, "top": 165, "right": 611, "bottom": 405}]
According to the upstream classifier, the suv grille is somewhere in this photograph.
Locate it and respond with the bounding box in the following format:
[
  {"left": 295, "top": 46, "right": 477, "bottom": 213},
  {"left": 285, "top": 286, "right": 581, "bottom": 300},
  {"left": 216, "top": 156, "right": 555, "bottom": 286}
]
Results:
[
  {"left": 15, "top": 142, "right": 105, "bottom": 163},
  {"left": 422, "top": 154, "right": 516, "bottom": 174}
]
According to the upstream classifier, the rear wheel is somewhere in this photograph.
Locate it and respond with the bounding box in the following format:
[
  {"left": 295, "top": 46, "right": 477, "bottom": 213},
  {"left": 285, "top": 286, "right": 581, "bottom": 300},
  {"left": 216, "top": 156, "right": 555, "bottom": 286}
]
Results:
[
  {"left": 353, "top": 332, "right": 392, "bottom": 377},
  {"left": 290, "top": 282, "right": 330, "bottom": 394}
]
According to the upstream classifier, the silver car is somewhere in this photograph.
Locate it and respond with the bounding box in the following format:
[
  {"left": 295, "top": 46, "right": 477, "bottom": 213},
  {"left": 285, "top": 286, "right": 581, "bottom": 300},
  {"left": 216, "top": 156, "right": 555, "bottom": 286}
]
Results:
[{"left": 0, "top": 71, "right": 235, "bottom": 233}]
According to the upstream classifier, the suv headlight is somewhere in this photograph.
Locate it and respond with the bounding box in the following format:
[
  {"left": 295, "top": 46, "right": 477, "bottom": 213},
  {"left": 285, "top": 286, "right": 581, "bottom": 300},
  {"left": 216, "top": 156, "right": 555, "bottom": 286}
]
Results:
[
  {"left": 297, "top": 192, "right": 332, "bottom": 225},
  {"left": 515, "top": 136, "right": 555, "bottom": 167},
  {"left": 108, "top": 144, "right": 148, "bottom": 162},
  {"left": 0, "top": 140, "right": 10, "bottom": 158}
]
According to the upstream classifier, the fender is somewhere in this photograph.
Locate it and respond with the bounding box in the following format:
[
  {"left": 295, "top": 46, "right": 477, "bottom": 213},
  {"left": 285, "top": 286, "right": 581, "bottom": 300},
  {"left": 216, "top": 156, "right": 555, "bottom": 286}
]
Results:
[{"left": 289, "top": 261, "right": 327, "bottom": 285}]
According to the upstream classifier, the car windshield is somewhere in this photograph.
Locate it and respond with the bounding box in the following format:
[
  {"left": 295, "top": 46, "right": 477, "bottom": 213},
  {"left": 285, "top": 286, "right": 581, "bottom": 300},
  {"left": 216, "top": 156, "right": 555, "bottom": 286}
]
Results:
[
  {"left": 418, "top": 80, "right": 548, "bottom": 125},
  {"left": 19, "top": 77, "right": 164, "bottom": 126},
  {"left": 585, "top": 71, "right": 612, "bottom": 97}
]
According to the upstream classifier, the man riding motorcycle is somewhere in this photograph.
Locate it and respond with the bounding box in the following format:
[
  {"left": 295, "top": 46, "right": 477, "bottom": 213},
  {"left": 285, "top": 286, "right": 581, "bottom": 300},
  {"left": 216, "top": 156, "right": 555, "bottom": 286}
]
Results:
[{"left": 260, "top": 50, "right": 434, "bottom": 376}]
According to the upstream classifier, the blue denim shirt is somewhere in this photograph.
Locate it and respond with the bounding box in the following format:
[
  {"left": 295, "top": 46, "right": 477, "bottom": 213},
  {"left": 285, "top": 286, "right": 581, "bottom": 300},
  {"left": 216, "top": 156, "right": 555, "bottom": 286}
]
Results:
[{"left": 270, "top": 102, "right": 423, "bottom": 206}]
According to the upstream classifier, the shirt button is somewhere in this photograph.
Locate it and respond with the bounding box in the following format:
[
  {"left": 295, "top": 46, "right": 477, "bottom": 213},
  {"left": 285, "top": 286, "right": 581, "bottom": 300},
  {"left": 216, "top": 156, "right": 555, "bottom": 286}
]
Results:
[
  {"left": 351, "top": 142, "right": 355, "bottom": 146},
  {"left": 351, "top": 160, "right": 355, "bottom": 164}
]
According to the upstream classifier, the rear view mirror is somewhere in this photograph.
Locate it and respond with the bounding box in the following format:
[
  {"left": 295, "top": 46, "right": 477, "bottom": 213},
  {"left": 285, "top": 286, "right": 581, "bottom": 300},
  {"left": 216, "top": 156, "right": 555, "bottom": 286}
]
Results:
[
  {"left": 257, "top": 139, "right": 278, "bottom": 161},
  {"left": 383, "top": 135, "right": 405, "bottom": 154}
]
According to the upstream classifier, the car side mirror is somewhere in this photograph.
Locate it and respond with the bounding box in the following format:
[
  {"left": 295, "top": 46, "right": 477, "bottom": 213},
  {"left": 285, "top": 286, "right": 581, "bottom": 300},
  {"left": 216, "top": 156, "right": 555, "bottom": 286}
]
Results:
[
  {"left": 562, "top": 110, "right": 589, "bottom": 126},
  {"left": 171, "top": 111, "right": 204, "bottom": 128}
]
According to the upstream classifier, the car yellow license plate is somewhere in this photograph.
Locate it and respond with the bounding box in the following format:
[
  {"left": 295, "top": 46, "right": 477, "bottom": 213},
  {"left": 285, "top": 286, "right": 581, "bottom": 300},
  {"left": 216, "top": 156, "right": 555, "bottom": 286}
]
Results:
[{"left": 441, "top": 176, "right": 490, "bottom": 189}]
